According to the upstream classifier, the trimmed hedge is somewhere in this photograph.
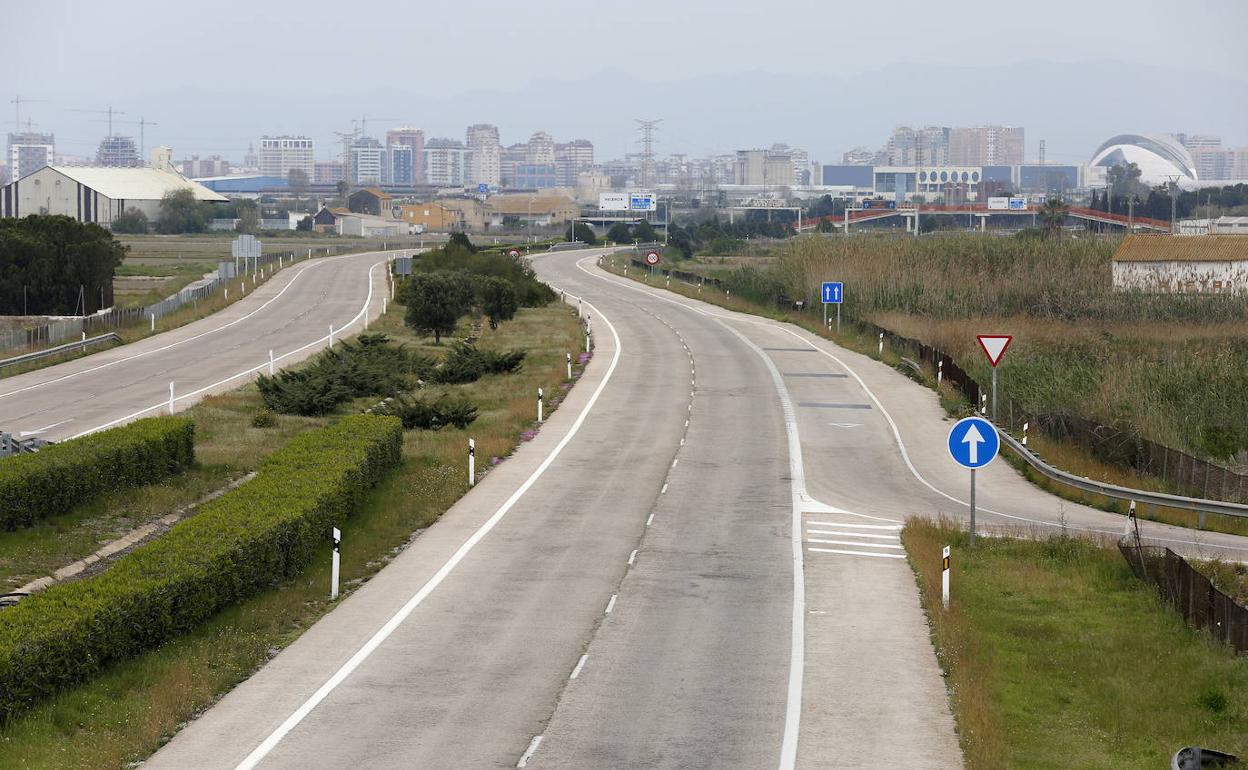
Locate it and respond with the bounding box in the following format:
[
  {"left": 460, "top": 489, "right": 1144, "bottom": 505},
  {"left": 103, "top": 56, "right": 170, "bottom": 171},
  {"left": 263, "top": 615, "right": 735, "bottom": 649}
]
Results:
[
  {"left": 0, "top": 414, "right": 402, "bottom": 723},
  {"left": 0, "top": 416, "right": 195, "bottom": 530}
]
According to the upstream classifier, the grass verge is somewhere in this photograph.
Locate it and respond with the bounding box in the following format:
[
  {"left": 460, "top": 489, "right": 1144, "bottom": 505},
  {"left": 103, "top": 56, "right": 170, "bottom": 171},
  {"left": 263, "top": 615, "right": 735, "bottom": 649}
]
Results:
[
  {"left": 903, "top": 518, "right": 1248, "bottom": 768},
  {"left": 0, "top": 300, "right": 584, "bottom": 769}
]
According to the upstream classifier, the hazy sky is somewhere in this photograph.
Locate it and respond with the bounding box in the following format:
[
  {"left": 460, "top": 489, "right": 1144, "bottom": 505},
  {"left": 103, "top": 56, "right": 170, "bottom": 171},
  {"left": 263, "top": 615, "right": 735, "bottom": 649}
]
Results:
[{"left": 10, "top": 0, "right": 1248, "bottom": 164}]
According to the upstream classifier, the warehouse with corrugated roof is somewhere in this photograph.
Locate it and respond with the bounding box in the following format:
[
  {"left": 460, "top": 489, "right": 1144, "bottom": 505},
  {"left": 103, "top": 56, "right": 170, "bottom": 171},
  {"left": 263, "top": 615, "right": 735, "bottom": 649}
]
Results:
[{"left": 0, "top": 165, "right": 227, "bottom": 227}]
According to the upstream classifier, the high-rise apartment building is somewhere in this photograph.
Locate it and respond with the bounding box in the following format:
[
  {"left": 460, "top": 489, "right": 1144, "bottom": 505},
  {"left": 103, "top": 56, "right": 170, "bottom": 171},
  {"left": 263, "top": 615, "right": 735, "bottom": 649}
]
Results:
[
  {"left": 314, "top": 160, "right": 344, "bottom": 185},
  {"left": 734, "top": 149, "right": 795, "bottom": 187},
  {"left": 258, "top": 136, "right": 315, "bottom": 179},
  {"left": 386, "top": 127, "right": 425, "bottom": 184},
  {"left": 97, "top": 135, "right": 140, "bottom": 167},
  {"left": 1179, "top": 134, "right": 1232, "bottom": 181},
  {"left": 526, "top": 132, "right": 556, "bottom": 165},
  {"left": 8, "top": 132, "right": 55, "bottom": 181},
  {"left": 948, "top": 125, "right": 1024, "bottom": 166},
  {"left": 385, "top": 145, "right": 414, "bottom": 186},
  {"left": 424, "top": 138, "right": 468, "bottom": 187},
  {"left": 886, "top": 126, "right": 950, "bottom": 166},
  {"left": 554, "top": 139, "right": 594, "bottom": 187},
  {"left": 466, "top": 124, "right": 501, "bottom": 187},
  {"left": 349, "top": 137, "right": 384, "bottom": 185},
  {"left": 180, "top": 155, "right": 231, "bottom": 178}
]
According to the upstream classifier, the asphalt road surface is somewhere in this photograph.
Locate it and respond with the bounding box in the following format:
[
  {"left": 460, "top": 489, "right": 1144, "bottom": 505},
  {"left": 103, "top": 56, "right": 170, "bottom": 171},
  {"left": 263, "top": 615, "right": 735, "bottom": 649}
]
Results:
[
  {"left": 0, "top": 249, "right": 393, "bottom": 441},
  {"left": 26, "top": 245, "right": 1239, "bottom": 769}
]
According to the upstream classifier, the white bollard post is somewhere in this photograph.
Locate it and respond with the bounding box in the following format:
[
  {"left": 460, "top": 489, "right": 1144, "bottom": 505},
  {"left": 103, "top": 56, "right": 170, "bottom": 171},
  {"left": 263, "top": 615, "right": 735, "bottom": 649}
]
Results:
[
  {"left": 567, "top": 352, "right": 572, "bottom": 380},
  {"left": 537, "top": 387, "right": 544, "bottom": 423},
  {"left": 168, "top": 381, "right": 175, "bottom": 414},
  {"left": 878, "top": 332, "right": 884, "bottom": 357},
  {"left": 150, "top": 313, "right": 155, "bottom": 332},
  {"left": 328, "top": 325, "right": 334, "bottom": 348},
  {"left": 468, "top": 438, "right": 476, "bottom": 487},
  {"left": 382, "top": 297, "right": 387, "bottom": 315},
  {"left": 941, "top": 546, "right": 951, "bottom": 609},
  {"left": 330, "top": 527, "right": 341, "bottom": 600},
  {"left": 225, "top": 287, "right": 229, "bottom": 301},
  {"left": 269, "top": 349, "right": 275, "bottom": 376},
  {"left": 308, "top": 248, "right": 312, "bottom": 259},
  {"left": 1022, "top": 421, "right": 1029, "bottom": 447},
  {"left": 937, "top": 359, "right": 944, "bottom": 385},
  {"left": 980, "top": 393, "right": 987, "bottom": 415}
]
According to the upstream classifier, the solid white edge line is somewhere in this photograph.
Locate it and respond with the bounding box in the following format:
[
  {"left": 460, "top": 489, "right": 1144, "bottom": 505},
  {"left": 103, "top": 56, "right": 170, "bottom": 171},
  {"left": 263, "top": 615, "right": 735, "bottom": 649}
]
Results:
[
  {"left": 808, "top": 547, "right": 906, "bottom": 560},
  {"left": 517, "top": 735, "right": 543, "bottom": 768},
  {"left": 570, "top": 654, "right": 589, "bottom": 679},
  {"left": 1, "top": 250, "right": 365, "bottom": 402},
  {"left": 231, "top": 286, "right": 623, "bottom": 770},
  {"left": 627, "top": 549, "right": 637, "bottom": 565},
  {"left": 605, "top": 594, "right": 617, "bottom": 614},
  {"left": 645, "top": 513, "right": 654, "bottom": 527},
  {"left": 67, "top": 259, "right": 388, "bottom": 439}
]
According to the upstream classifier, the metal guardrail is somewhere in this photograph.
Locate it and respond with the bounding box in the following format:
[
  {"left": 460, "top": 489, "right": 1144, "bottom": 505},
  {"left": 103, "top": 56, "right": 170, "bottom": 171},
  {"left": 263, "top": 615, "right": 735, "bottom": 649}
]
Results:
[
  {"left": 998, "top": 428, "right": 1248, "bottom": 519},
  {"left": 0, "top": 333, "right": 122, "bottom": 371}
]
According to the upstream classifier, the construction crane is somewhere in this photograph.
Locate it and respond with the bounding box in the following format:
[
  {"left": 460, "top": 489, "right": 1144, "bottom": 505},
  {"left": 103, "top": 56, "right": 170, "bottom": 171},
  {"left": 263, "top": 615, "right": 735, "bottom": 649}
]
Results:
[
  {"left": 68, "top": 106, "right": 126, "bottom": 137},
  {"left": 107, "top": 117, "right": 159, "bottom": 158},
  {"left": 9, "top": 95, "right": 47, "bottom": 131},
  {"left": 358, "top": 115, "right": 401, "bottom": 138}
]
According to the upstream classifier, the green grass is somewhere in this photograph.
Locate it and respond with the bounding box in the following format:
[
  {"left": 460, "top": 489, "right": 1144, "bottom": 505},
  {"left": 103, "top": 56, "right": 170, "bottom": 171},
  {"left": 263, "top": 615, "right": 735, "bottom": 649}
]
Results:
[
  {"left": 0, "top": 300, "right": 584, "bottom": 769},
  {"left": 903, "top": 518, "right": 1248, "bottom": 769}
]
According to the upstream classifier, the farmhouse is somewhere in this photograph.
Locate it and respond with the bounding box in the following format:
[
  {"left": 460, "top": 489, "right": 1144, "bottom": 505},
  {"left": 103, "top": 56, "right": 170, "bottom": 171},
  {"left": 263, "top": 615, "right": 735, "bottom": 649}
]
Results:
[
  {"left": 0, "top": 165, "right": 226, "bottom": 227},
  {"left": 1111, "top": 235, "right": 1248, "bottom": 295}
]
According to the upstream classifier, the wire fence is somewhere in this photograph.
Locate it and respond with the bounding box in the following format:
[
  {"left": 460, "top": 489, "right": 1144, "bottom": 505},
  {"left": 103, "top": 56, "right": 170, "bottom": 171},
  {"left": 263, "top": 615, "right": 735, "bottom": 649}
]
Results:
[
  {"left": 1118, "top": 541, "right": 1248, "bottom": 653},
  {"left": 0, "top": 245, "right": 359, "bottom": 357},
  {"left": 628, "top": 255, "right": 1248, "bottom": 504}
]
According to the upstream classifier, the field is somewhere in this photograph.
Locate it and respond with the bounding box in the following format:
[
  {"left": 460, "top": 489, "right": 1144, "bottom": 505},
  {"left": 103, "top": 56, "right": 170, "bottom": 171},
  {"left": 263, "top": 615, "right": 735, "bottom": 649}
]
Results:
[
  {"left": 0, "top": 296, "right": 585, "bottom": 769},
  {"left": 903, "top": 518, "right": 1248, "bottom": 768}
]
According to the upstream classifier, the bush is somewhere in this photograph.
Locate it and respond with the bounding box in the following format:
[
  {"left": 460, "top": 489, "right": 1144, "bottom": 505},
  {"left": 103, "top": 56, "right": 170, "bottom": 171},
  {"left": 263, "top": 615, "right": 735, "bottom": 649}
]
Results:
[
  {"left": 433, "top": 342, "right": 525, "bottom": 384},
  {"left": 251, "top": 410, "right": 278, "bottom": 428},
  {"left": 373, "top": 393, "right": 478, "bottom": 430},
  {"left": 257, "top": 333, "right": 432, "bottom": 415},
  {"left": 0, "top": 414, "right": 402, "bottom": 723},
  {"left": 110, "top": 208, "right": 148, "bottom": 234},
  {"left": 0, "top": 417, "right": 194, "bottom": 530}
]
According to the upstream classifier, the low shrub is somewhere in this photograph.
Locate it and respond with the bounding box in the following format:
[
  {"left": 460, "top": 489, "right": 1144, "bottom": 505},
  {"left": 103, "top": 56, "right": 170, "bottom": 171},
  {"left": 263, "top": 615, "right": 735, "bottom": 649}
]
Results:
[
  {"left": 0, "top": 416, "right": 194, "bottom": 530},
  {"left": 0, "top": 414, "right": 402, "bottom": 723},
  {"left": 373, "top": 393, "right": 478, "bottom": 430},
  {"left": 251, "top": 410, "right": 278, "bottom": 428},
  {"left": 433, "top": 342, "right": 525, "bottom": 384}
]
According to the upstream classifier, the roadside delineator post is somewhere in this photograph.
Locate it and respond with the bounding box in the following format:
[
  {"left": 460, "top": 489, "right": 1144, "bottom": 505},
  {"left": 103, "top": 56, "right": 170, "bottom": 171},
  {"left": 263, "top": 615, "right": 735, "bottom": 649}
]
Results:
[
  {"left": 941, "top": 546, "right": 951, "bottom": 609},
  {"left": 878, "top": 332, "right": 884, "bottom": 357},
  {"left": 1022, "top": 421, "right": 1029, "bottom": 447},
  {"left": 468, "top": 438, "right": 476, "bottom": 486},
  {"left": 168, "top": 381, "right": 175, "bottom": 415},
  {"left": 150, "top": 313, "right": 155, "bottom": 332},
  {"left": 567, "top": 353, "right": 572, "bottom": 380},
  {"left": 330, "top": 527, "right": 341, "bottom": 600},
  {"left": 328, "top": 325, "right": 334, "bottom": 348},
  {"left": 937, "top": 360, "right": 944, "bottom": 385},
  {"left": 980, "top": 393, "right": 987, "bottom": 415},
  {"left": 537, "top": 387, "right": 544, "bottom": 423},
  {"left": 585, "top": 318, "right": 591, "bottom": 353},
  {"left": 269, "top": 349, "right": 275, "bottom": 376}
]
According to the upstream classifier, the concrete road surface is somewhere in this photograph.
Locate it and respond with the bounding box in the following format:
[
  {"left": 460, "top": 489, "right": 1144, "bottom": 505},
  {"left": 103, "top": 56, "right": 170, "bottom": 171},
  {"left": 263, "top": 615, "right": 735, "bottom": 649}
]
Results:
[{"left": 1, "top": 250, "right": 393, "bottom": 440}]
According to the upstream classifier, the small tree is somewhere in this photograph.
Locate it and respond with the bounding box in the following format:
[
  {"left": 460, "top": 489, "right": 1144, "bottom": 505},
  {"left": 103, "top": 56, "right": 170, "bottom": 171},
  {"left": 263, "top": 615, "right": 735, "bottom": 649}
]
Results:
[
  {"left": 632, "top": 219, "right": 657, "bottom": 242},
  {"left": 296, "top": 215, "right": 314, "bottom": 231},
  {"left": 111, "top": 207, "right": 148, "bottom": 234},
  {"left": 236, "top": 203, "right": 260, "bottom": 234},
  {"left": 446, "top": 231, "right": 478, "bottom": 253},
  {"left": 476, "top": 276, "right": 518, "bottom": 329},
  {"left": 1038, "top": 198, "right": 1070, "bottom": 238},
  {"left": 564, "top": 222, "right": 597, "bottom": 245},
  {"left": 156, "top": 189, "right": 210, "bottom": 234},
  {"left": 404, "top": 272, "right": 473, "bottom": 344},
  {"left": 667, "top": 224, "right": 695, "bottom": 259},
  {"left": 606, "top": 222, "right": 632, "bottom": 243}
]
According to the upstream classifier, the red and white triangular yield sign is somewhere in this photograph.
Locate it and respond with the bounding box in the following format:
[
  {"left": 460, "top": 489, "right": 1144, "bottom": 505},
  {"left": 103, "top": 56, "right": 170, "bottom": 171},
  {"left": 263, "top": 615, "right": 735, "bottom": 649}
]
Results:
[{"left": 976, "top": 335, "right": 1013, "bottom": 367}]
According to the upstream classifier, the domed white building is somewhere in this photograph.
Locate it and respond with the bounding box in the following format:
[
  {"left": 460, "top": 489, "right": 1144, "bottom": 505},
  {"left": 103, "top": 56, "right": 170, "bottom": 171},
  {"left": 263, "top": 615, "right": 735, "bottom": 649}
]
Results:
[{"left": 1089, "top": 134, "right": 1198, "bottom": 186}]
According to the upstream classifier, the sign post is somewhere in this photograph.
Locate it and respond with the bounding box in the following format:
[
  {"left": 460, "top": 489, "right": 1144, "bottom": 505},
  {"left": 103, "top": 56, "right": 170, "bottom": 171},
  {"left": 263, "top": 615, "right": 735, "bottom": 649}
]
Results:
[
  {"left": 947, "top": 415, "right": 1000, "bottom": 545},
  {"left": 976, "top": 335, "right": 1013, "bottom": 421},
  {"left": 821, "top": 281, "right": 844, "bottom": 333}
]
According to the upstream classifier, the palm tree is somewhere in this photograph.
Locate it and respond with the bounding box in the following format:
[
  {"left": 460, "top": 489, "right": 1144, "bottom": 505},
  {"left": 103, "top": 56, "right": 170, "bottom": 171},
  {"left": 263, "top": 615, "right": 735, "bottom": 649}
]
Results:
[{"left": 1038, "top": 198, "right": 1070, "bottom": 237}]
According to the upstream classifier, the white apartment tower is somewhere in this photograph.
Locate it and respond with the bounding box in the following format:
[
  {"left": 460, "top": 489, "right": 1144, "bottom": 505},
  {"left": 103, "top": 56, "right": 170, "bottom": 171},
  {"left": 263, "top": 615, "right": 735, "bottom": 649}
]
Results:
[
  {"left": 258, "top": 136, "right": 315, "bottom": 179},
  {"left": 466, "top": 124, "right": 501, "bottom": 187}
]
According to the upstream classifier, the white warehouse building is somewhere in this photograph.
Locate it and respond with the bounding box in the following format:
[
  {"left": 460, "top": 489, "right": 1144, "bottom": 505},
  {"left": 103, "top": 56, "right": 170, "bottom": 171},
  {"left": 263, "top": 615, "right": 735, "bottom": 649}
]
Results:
[{"left": 1, "top": 165, "right": 226, "bottom": 227}]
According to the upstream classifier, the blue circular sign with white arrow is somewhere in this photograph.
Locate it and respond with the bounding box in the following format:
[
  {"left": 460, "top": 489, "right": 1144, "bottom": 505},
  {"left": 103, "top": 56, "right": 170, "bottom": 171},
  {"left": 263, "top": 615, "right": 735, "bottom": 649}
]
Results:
[{"left": 947, "top": 416, "right": 1000, "bottom": 469}]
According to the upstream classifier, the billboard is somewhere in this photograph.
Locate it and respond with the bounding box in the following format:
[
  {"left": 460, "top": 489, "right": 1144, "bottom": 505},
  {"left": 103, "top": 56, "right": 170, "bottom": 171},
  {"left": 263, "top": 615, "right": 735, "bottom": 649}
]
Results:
[
  {"left": 599, "top": 193, "right": 629, "bottom": 211},
  {"left": 988, "top": 197, "right": 1028, "bottom": 211},
  {"left": 629, "top": 192, "right": 657, "bottom": 212}
]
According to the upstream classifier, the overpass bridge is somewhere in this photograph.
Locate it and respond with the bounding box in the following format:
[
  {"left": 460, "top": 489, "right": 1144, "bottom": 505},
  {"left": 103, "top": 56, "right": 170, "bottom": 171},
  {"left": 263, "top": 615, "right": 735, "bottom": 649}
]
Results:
[{"left": 798, "top": 204, "right": 1172, "bottom": 233}]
